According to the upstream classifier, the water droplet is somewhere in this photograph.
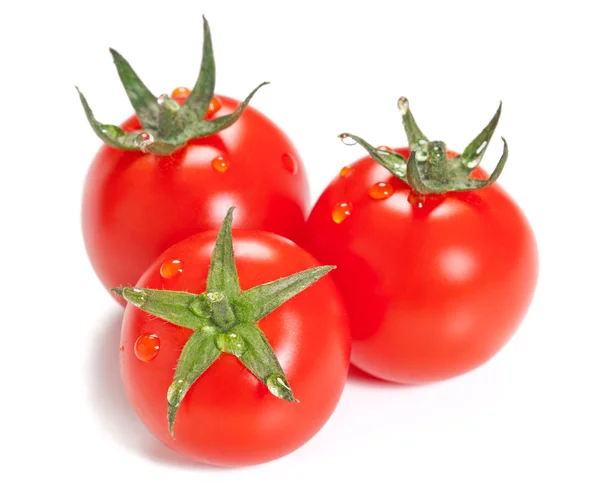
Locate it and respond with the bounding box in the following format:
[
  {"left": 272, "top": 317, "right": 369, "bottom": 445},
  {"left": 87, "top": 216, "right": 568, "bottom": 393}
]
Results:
[
  {"left": 415, "top": 150, "right": 428, "bottom": 162},
  {"left": 369, "top": 182, "right": 395, "bottom": 200},
  {"left": 167, "top": 382, "right": 184, "bottom": 404},
  {"left": 104, "top": 125, "right": 125, "bottom": 139},
  {"left": 160, "top": 259, "right": 183, "bottom": 279},
  {"left": 215, "top": 332, "right": 246, "bottom": 356},
  {"left": 429, "top": 144, "right": 444, "bottom": 162},
  {"left": 171, "top": 86, "right": 191, "bottom": 104},
  {"left": 282, "top": 153, "right": 297, "bottom": 174},
  {"left": 339, "top": 166, "right": 353, "bottom": 178},
  {"left": 391, "top": 162, "right": 406, "bottom": 175},
  {"left": 408, "top": 191, "right": 427, "bottom": 208},
  {"left": 123, "top": 288, "right": 148, "bottom": 306},
  {"left": 466, "top": 159, "right": 479, "bottom": 169},
  {"left": 157, "top": 94, "right": 168, "bottom": 105},
  {"left": 135, "top": 334, "right": 160, "bottom": 362},
  {"left": 476, "top": 141, "right": 487, "bottom": 155},
  {"left": 340, "top": 134, "right": 357, "bottom": 146},
  {"left": 397, "top": 96, "right": 410, "bottom": 115},
  {"left": 205, "top": 97, "right": 222, "bottom": 119},
  {"left": 189, "top": 296, "right": 210, "bottom": 317},
  {"left": 266, "top": 374, "right": 297, "bottom": 402},
  {"left": 377, "top": 145, "right": 392, "bottom": 152},
  {"left": 137, "top": 132, "right": 154, "bottom": 153},
  {"left": 332, "top": 202, "right": 353, "bottom": 223},
  {"left": 212, "top": 156, "right": 230, "bottom": 173},
  {"left": 207, "top": 291, "right": 225, "bottom": 303}
]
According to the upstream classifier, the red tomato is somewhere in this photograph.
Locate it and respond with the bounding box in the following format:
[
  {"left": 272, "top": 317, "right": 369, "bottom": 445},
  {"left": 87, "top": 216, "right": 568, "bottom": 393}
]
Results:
[
  {"left": 82, "top": 96, "right": 309, "bottom": 298},
  {"left": 120, "top": 229, "right": 350, "bottom": 466},
  {"left": 305, "top": 148, "right": 538, "bottom": 383}
]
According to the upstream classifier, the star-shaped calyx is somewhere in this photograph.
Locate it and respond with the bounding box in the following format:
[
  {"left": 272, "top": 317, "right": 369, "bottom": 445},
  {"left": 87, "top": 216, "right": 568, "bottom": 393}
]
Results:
[
  {"left": 339, "top": 97, "right": 508, "bottom": 194},
  {"left": 77, "top": 16, "right": 268, "bottom": 156},
  {"left": 113, "top": 208, "right": 334, "bottom": 438}
]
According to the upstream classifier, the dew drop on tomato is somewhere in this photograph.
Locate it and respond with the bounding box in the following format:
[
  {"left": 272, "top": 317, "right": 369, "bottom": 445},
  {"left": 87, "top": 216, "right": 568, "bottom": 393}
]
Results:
[
  {"left": 212, "top": 156, "right": 230, "bottom": 173},
  {"left": 205, "top": 97, "right": 222, "bottom": 118},
  {"left": 160, "top": 259, "right": 183, "bottom": 278},
  {"left": 408, "top": 191, "right": 426, "bottom": 208},
  {"left": 282, "top": 153, "right": 297, "bottom": 174},
  {"left": 332, "top": 202, "right": 353, "bottom": 224},
  {"left": 171, "top": 86, "right": 191, "bottom": 104},
  {"left": 135, "top": 334, "right": 160, "bottom": 362},
  {"left": 140, "top": 131, "right": 151, "bottom": 142},
  {"left": 369, "top": 182, "right": 395, "bottom": 200},
  {"left": 339, "top": 166, "right": 352, "bottom": 178},
  {"left": 377, "top": 145, "right": 392, "bottom": 152}
]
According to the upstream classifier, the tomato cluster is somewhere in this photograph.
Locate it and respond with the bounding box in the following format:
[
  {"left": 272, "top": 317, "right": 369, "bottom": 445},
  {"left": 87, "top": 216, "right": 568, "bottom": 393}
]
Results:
[{"left": 80, "top": 18, "right": 537, "bottom": 466}]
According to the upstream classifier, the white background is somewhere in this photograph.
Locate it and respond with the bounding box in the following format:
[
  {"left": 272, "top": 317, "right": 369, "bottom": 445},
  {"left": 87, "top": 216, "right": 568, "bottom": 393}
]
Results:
[{"left": 2, "top": 0, "right": 599, "bottom": 497}]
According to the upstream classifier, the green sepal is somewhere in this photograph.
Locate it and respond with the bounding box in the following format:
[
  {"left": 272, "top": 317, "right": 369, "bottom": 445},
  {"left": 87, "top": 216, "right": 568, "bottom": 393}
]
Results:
[
  {"left": 206, "top": 207, "right": 240, "bottom": 301},
  {"left": 78, "top": 17, "right": 267, "bottom": 156},
  {"left": 397, "top": 96, "right": 428, "bottom": 149},
  {"left": 342, "top": 97, "right": 508, "bottom": 195},
  {"left": 338, "top": 133, "right": 407, "bottom": 179},
  {"left": 77, "top": 87, "right": 140, "bottom": 150},
  {"left": 235, "top": 265, "right": 335, "bottom": 323},
  {"left": 167, "top": 325, "right": 221, "bottom": 437},
  {"left": 407, "top": 137, "right": 509, "bottom": 193},
  {"left": 230, "top": 323, "right": 298, "bottom": 403},
  {"left": 180, "top": 15, "right": 216, "bottom": 126},
  {"left": 109, "top": 48, "right": 159, "bottom": 131},
  {"left": 113, "top": 287, "right": 212, "bottom": 329},
  {"left": 459, "top": 101, "right": 502, "bottom": 171},
  {"left": 175, "top": 82, "right": 269, "bottom": 143},
  {"left": 452, "top": 137, "right": 508, "bottom": 191}
]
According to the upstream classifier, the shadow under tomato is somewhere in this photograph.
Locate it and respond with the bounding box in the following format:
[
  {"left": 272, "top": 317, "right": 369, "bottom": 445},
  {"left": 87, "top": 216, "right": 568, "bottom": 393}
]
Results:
[
  {"left": 346, "top": 364, "right": 414, "bottom": 389},
  {"left": 88, "top": 308, "right": 226, "bottom": 470}
]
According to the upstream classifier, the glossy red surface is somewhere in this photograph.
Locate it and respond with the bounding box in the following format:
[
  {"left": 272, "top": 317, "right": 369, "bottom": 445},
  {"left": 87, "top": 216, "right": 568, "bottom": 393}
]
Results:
[{"left": 305, "top": 148, "right": 538, "bottom": 383}]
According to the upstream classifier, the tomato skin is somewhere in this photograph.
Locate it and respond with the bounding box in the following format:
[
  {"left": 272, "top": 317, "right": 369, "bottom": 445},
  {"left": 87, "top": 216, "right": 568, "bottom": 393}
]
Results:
[
  {"left": 120, "top": 230, "right": 350, "bottom": 466},
  {"left": 82, "top": 96, "right": 309, "bottom": 299},
  {"left": 305, "top": 148, "right": 538, "bottom": 383}
]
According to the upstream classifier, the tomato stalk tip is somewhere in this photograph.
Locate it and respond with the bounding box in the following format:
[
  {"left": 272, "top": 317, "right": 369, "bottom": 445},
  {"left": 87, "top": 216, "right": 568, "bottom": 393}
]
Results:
[{"left": 207, "top": 291, "right": 236, "bottom": 330}]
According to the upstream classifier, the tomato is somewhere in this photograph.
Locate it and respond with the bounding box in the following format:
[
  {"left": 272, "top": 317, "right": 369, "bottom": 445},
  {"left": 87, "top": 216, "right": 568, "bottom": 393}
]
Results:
[
  {"left": 305, "top": 98, "right": 538, "bottom": 383},
  {"left": 82, "top": 97, "right": 308, "bottom": 296},
  {"left": 118, "top": 210, "right": 350, "bottom": 466},
  {"left": 79, "top": 18, "right": 309, "bottom": 299}
]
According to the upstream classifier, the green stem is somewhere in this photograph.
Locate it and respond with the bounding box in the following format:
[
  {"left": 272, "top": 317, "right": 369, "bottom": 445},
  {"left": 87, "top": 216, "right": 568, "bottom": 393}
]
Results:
[{"left": 207, "top": 292, "right": 236, "bottom": 330}]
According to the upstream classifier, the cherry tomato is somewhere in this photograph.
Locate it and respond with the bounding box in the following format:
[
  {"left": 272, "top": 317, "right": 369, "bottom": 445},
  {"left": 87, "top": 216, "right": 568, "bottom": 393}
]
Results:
[
  {"left": 120, "top": 228, "right": 350, "bottom": 466},
  {"left": 82, "top": 96, "right": 309, "bottom": 297},
  {"left": 305, "top": 147, "right": 538, "bottom": 383}
]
